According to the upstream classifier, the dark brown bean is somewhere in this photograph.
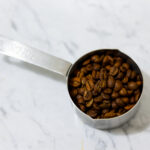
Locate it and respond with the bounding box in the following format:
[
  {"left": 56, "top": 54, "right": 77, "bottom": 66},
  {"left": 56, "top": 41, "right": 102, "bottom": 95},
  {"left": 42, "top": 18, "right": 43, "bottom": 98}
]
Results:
[
  {"left": 78, "top": 87, "right": 85, "bottom": 95},
  {"left": 93, "top": 103, "right": 100, "bottom": 110},
  {"left": 83, "top": 91, "right": 92, "bottom": 101},
  {"left": 109, "top": 66, "right": 119, "bottom": 76},
  {"left": 87, "top": 109, "right": 97, "bottom": 118},
  {"left": 102, "top": 109, "right": 109, "bottom": 114},
  {"left": 111, "top": 91, "right": 119, "bottom": 99},
  {"left": 116, "top": 71, "right": 124, "bottom": 79},
  {"left": 101, "top": 92, "right": 110, "bottom": 99},
  {"left": 119, "top": 88, "right": 127, "bottom": 96},
  {"left": 122, "top": 76, "right": 128, "bottom": 84},
  {"left": 126, "top": 69, "right": 132, "bottom": 78},
  {"left": 130, "top": 96, "right": 135, "bottom": 103},
  {"left": 70, "top": 89, "right": 78, "bottom": 97},
  {"left": 112, "top": 101, "right": 118, "bottom": 109},
  {"left": 79, "top": 104, "right": 86, "bottom": 112},
  {"left": 86, "top": 64, "right": 93, "bottom": 71},
  {"left": 70, "top": 77, "right": 80, "bottom": 87},
  {"left": 131, "top": 71, "right": 137, "bottom": 79},
  {"left": 114, "top": 80, "right": 123, "bottom": 91},
  {"left": 93, "top": 96, "right": 103, "bottom": 103},
  {"left": 122, "top": 63, "right": 130, "bottom": 70},
  {"left": 128, "top": 81, "right": 138, "bottom": 90},
  {"left": 86, "top": 99, "right": 93, "bottom": 107},
  {"left": 91, "top": 55, "right": 100, "bottom": 63},
  {"left": 93, "top": 63, "right": 100, "bottom": 70},
  {"left": 124, "top": 104, "right": 134, "bottom": 110},
  {"left": 82, "top": 59, "right": 91, "bottom": 66},
  {"left": 116, "top": 98, "right": 125, "bottom": 107},
  {"left": 103, "top": 88, "right": 112, "bottom": 94},
  {"left": 107, "top": 76, "right": 115, "bottom": 88},
  {"left": 121, "top": 97, "right": 129, "bottom": 104},
  {"left": 76, "top": 95, "right": 84, "bottom": 104}
]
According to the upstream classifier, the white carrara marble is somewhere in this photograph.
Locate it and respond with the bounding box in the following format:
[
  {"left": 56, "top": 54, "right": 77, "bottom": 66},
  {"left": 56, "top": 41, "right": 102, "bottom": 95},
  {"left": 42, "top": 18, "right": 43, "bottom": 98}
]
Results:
[{"left": 0, "top": 0, "right": 149, "bottom": 149}]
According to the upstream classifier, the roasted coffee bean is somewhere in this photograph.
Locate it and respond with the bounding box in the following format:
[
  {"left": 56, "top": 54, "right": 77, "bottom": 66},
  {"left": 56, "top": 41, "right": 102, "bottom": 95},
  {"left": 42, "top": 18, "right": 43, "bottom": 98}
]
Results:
[
  {"left": 83, "top": 91, "right": 92, "bottom": 101},
  {"left": 99, "top": 101, "right": 111, "bottom": 109},
  {"left": 70, "top": 77, "right": 80, "bottom": 87},
  {"left": 130, "top": 96, "right": 135, "bottom": 103},
  {"left": 121, "top": 97, "right": 129, "bottom": 104},
  {"left": 117, "top": 71, "right": 124, "bottom": 79},
  {"left": 92, "top": 70, "right": 96, "bottom": 79},
  {"left": 81, "top": 77, "right": 87, "bottom": 85},
  {"left": 114, "top": 80, "right": 123, "bottom": 91},
  {"left": 107, "top": 76, "right": 115, "bottom": 88},
  {"left": 122, "top": 63, "right": 130, "bottom": 70},
  {"left": 86, "top": 64, "right": 93, "bottom": 71},
  {"left": 114, "top": 61, "right": 122, "bottom": 67},
  {"left": 102, "top": 109, "right": 109, "bottom": 114},
  {"left": 128, "top": 81, "right": 138, "bottom": 90},
  {"left": 86, "top": 99, "right": 93, "bottom": 107},
  {"left": 70, "top": 89, "right": 78, "bottom": 97},
  {"left": 100, "top": 80, "right": 107, "bottom": 89},
  {"left": 111, "top": 91, "right": 119, "bottom": 99},
  {"left": 112, "top": 101, "right": 118, "bottom": 109},
  {"left": 100, "top": 68, "right": 107, "bottom": 80},
  {"left": 93, "top": 103, "right": 100, "bottom": 110},
  {"left": 116, "top": 98, "right": 125, "bottom": 107},
  {"left": 126, "top": 69, "right": 132, "bottom": 78},
  {"left": 87, "top": 109, "right": 97, "bottom": 118},
  {"left": 124, "top": 104, "right": 134, "bottom": 110},
  {"left": 82, "top": 59, "right": 91, "bottom": 66},
  {"left": 79, "top": 104, "right": 86, "bottom": 112},
  {"left": 122, "top": 76, "right": 128, "bottom": 84},
  {"left": 104, "top": 110, "right": 116, "bottom": 118},
  {"left": 119, "top": 88, "right": 127, "bottom": 96},
  {"left": 101, "top": 92, "right": 110, "bottom": 99},
  {"left": 78, "top": 87, "right": 85, "bottom": 95},
  {"left": 131, "top": 71, "right": 137, "bottom": 79},
  {"left": 69, "top": 52, "right": 142, "bottom": 119},
  {"left": 91, "top": 55, "right": 100, "bottom": 63},
  {"left": 93, "top": 96, "right": 103, "bottom": 103},
  {"left": 105, "top": 65, "right": 111, "bottom": 71},
  {"left": 109, "top": 66, "right": 119, "bottom": 76},
  {"left": 137, "top": 81, "right": 142, "bottom": 86},
  {"left": 103, "top": 88, "right": 112, "bottom": 94},
  {"left": 93, "top": 63, "right": 101, "bottom": 70},
  {"left": 127, "top": 90, "right": 133, "bottom": 96}
]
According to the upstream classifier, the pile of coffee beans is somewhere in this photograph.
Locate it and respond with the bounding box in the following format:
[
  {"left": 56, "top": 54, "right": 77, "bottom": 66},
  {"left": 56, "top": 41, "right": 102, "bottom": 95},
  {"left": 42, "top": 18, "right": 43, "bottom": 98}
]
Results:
[{"left": 68, "top": 51, "right": 143, "bottom": 119}]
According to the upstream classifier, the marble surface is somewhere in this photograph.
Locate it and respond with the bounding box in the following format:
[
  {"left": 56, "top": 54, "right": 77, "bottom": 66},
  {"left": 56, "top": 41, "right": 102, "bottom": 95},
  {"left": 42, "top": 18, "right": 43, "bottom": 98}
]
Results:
[{"left": 0, "top": 0, "right": 150, "bottom": 149}]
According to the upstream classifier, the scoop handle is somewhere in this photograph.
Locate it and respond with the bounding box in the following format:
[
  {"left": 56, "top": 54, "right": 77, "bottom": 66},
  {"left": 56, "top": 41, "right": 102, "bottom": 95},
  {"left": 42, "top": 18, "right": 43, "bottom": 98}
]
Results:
[{"left": 0, "top": 36, "right": 72, "bottom": 77}]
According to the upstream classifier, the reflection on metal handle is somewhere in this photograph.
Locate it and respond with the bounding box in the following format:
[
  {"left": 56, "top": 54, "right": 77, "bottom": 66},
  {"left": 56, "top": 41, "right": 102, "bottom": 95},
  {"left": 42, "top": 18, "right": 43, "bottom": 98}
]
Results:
[{"left": 0, "top": 36, "right": 72, "bottom": 77}]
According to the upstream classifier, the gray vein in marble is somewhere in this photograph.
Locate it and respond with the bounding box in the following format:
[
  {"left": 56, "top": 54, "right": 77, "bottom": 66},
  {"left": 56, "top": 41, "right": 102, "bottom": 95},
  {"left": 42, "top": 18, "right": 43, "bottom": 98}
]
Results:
[
  {"left": 10, "top": 20, "right": 18, "bottom": 31},
  {"left": 121, "top": 126, "right": 133, "bottom": 150},
  {"left": 0, "top": 107, "right": 7, "bottom": 116},
  {"left": 30, "top": 117, "right": 50, "bottom": 136},
  {"left": 2, "top": 121, "right": 18, "bottom": 149},
  {"left": 87, "top": 27, "right": 112, "bottom": 37},
  {"left": 20, "top": 0, "right": 51, "bottom": 47},
  {"left": 63, "top": 42, "right": 75, "bottom": 56}
]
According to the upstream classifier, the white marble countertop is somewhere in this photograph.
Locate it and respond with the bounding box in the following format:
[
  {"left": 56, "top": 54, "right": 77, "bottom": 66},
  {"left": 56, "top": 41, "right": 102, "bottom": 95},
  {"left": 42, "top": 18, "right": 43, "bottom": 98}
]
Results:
[{"left": 0, "top": 0, "right": 150, "bottom": 149}]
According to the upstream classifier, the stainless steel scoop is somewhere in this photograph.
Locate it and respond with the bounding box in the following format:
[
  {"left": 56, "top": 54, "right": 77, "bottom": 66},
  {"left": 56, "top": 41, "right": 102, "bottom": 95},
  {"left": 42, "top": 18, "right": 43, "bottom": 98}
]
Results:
[{"left": 0, "top": 36, "right": 143, "bottom": 129}]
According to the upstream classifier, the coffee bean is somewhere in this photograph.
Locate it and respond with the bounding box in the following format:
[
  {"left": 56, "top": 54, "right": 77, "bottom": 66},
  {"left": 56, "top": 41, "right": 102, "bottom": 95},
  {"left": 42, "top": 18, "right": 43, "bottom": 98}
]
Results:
[
  {"left": 107, "top": 76, "right": 115, "bottom": 88},
  {"left": 122, "top": 76, "right": 128, "bottom": 84},
  {"left": 78, "top": 87, "right": 85, "bottom": 95},
  {"left": 83, "top": 91, "right": 92, "bottom": 101},
  {"left": 126, "top": 69, "right": 132, "bottom": 78},
  {"left": 104, "top": 111, "right": 116, "bottom": 118},
  {"left": 117, "top": 71, "right": 124, "bottom": 79},
  {"left": 103, "top": 88, "right": 112, "bottom": 94},
  {"left": 93, "top": 96, "right": 103, "bottom": 103},
  {"left": 128, "top": 81, "right": 138, "bottom": 90},
  {"left": 111, "top": 91, "right": 119, "bottom": 99},
  {"left": 101, "top": 92, "right": 110, "bottom": 99},
  {"left": 137, "top": 81, "right": 142, "bottom": 86},
  {"left": 82, "top": 59, "right": 91, "bottom": 66},
  {"left": 114, "top": 80, "right": 123, "bottom": 91},
  {"left": 102, "top": 109, "right": 109, "bottom": 114},
  {"left": 93, "top": 103, "right": 100, "bottom": 110},
  {"left": 79, "top": 104, "right": 86, "bottom": 112},
  {"left": 112, "top": 101, "right": 118, "bottom": 109},
  {"left": 124, "top": 104, "right": 134, "bottom": 110},
  {"left": 93, "top": 63, "right": 101, "bottom": 70},
  {"left": 81, "top": 77, "right": 87, "bottom": 85},
  {"left": 122, "top": 63, "right": 130, "bottom": 70},
  {"left": 116, "top": 98, "right": 125, "bottom": 107},
  {"left": 77, "top": 95, "right": 84, "bottom": 104},
  {"left": 70, "top": 77, "right": 80, "bottom": 87},
  {"left": 109, "top": 66, "right": 119, "bottom": 76},
  {"left": 86, "top": 99, "right": 93, "bottom": 107},
  {"left": 86, "top": 64, "right": 93, "bottom": 71},
  {"left": 121, "top": 97, "right": 129, "bottom": 104},
  {"left": 91, "top": 55, "right": 100, "bottom": 63},
  {"left": 131, "top": 71, "right": 137, "bottom": 79},
  {"left": 119, "top": 88, "right": 127, "bottom": 96},
  {"left": 70, "top": 89, "right": 78, "bottom": 97},
  {"left": 87, "top": 109, "right": 97, "bottom": 118},
  {"left": 130, "top": 96, "right": 135, "bottom": 103}
]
